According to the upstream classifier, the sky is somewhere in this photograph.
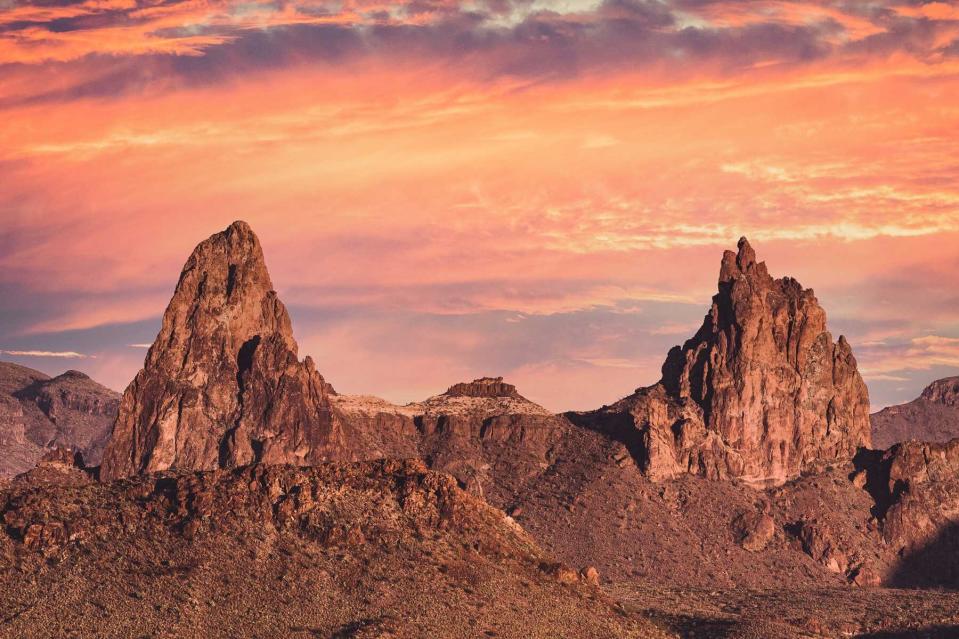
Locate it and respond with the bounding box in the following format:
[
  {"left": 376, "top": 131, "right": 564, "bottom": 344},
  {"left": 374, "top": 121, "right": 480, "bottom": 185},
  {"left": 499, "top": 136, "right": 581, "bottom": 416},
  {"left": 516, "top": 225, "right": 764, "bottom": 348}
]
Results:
[{"left": 1, "top": 0, "right": 958, "bottom": 412}]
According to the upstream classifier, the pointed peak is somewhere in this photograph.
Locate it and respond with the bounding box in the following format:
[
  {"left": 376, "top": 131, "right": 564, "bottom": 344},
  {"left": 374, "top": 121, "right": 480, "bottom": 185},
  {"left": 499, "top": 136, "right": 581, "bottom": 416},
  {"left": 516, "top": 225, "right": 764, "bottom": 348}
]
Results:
[
  {"left": 719, "top": 236, "right": 763, "bottom": 283},
  {"left": 224, "top": 220, "right": 256, "bottom": 238},
  {"left": 736, "top": 236, "right": 756, "bottom": 270}
]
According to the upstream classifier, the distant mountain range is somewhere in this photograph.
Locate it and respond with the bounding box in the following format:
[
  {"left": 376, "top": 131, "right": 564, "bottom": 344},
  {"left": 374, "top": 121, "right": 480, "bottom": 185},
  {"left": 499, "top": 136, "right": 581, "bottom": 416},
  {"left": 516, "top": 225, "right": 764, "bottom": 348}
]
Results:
[{"left": 0, "top": 362, "right": 117, "bottom": 477}]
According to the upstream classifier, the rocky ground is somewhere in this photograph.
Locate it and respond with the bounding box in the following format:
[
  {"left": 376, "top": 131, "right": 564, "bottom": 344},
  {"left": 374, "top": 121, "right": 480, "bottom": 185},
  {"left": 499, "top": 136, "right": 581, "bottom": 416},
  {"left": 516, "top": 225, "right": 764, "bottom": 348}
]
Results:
[
  {"left": 618, "top": 585, "right": 959, "bottom": 638},
  {"left": 0, "top": 460, "right": 670, "bottom": 639}
]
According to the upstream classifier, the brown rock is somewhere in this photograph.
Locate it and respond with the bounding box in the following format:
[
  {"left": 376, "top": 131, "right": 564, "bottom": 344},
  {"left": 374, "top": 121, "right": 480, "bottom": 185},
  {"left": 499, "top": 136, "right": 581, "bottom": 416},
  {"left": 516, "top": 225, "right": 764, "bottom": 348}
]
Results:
[
  {"left": 0, "top": 461, "right": 663, "bottom": 638},
  {"left": 100, "top": 221, "right": 349, "bottom": 481},
  {"left": 444, "top": 377, "right": 521, "bottom": 398},
  {"left": 797, "top": 519, "right": 849, "bottom": 574},
  {"left": 596, "top": 237, "right": 870, "bottom": 485},
  {"left": 734, "top": 511, "right": 776, "bottom": 552},
  {"left": 581, "top": 565, "right": 601, "bottom": 586},
  {"left": 39, "top": 446, "right": 84, "bottom": 468}
]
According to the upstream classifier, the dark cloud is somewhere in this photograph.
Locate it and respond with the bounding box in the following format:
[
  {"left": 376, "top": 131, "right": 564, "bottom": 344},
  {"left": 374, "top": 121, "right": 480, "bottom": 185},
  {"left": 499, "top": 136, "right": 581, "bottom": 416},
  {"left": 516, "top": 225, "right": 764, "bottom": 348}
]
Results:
[{"left": 1, "top": 1, "right": 956, "bottom": 107}]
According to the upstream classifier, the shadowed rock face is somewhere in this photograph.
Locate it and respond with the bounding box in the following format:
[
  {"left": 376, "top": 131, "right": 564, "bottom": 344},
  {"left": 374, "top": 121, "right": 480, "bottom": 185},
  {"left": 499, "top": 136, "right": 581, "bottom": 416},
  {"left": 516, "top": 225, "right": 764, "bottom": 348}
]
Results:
[
  {"left": 593, "top": 237, "right": 871, "bottom": 486},
  {"left": 872, "top": 377, "right": 959, "bottom": 448},
  {"left": 0, "top": 363, "right": 118, "bottom": 477},
  {"left": 100, "top": 221, "right": 348, "bottom": 481}
]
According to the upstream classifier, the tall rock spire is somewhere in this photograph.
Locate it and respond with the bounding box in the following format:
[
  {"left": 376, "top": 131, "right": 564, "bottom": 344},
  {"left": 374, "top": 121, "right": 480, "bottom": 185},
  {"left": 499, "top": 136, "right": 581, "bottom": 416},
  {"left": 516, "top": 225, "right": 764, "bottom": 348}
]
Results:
[
  {"left": 100, "top": 221, "right": 345, "bottom": 480},
  {"left": 608, "top": 237, "right": 871, "bottom": 485}
]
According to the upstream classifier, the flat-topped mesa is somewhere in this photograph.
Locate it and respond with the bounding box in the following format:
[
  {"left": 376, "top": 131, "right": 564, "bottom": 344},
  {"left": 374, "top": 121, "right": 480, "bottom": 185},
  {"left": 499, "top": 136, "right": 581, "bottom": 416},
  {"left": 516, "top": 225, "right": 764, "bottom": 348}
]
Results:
[
  {"left": 99, "top": 221, "right": 346, "bottom": 481},
  {"left": 444, "top": 377, "right": 522, "bottom": 399},
  {"left": 617, "top": 237, "right": 871, "bottom": 486}
]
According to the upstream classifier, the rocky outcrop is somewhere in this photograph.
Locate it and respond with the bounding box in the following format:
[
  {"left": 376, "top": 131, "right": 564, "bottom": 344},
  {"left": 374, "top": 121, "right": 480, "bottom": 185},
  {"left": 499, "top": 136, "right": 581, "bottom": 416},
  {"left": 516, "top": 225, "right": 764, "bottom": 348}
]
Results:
[
  {"left": 0, "top": 362, "right": 118, "bottom": 477},
  {"left": 593, "top": 237, "right": 870, "bottom": 485},
  {"left": 872, "top": 376, "right": 959, "bottom": 448},
  {"left": 444, "top": 377, "right": 521, "bottom": 398},
  {"left": 100, "top": 221, "right": 353, "bottom": 481}
]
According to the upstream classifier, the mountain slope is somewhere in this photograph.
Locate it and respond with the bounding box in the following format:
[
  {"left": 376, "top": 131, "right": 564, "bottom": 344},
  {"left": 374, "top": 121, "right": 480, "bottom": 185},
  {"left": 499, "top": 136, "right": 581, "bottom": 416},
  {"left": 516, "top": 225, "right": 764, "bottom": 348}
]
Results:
[
  {"left": 871, "top": 376, "right": 959, "bottom": 448},
  {"left": 0, "top": 362, "right": 118, "bottom": 477},
  {"left": 0, "top": 459, "right": 671, "bottom": 639}
]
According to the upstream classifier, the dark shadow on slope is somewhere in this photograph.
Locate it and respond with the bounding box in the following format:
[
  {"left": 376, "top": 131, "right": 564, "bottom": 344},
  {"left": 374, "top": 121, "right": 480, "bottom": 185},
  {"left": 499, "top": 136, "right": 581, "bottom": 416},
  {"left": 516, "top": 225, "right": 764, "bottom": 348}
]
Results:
[
  {"left": 851, "top": 447, "right": 897, "bottom": 521},
  {"left": 563, "top": 409, "right": 647, "bottom": 469},
  {"left": 886, "top": 521, "right": 959, "bottom": 589}
]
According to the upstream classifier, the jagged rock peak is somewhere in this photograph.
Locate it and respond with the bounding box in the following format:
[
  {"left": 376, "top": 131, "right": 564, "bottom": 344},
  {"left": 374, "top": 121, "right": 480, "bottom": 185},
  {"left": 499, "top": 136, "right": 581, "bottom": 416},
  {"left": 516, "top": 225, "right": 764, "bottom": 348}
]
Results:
[
  {"left": 444, "top": 377, "right": 521, "bottom": 399},
  {"left": 619, "top": 237, "right": 871, "bottom": 486},
  {"left": 719, "top": 236, "right": 761, "bottom": 282},
  {"left": 99, "top": 221, "right": 345, "bottom": 482},
  {"left": 921, "top": 377, "right": 959, "bottom": 406}
]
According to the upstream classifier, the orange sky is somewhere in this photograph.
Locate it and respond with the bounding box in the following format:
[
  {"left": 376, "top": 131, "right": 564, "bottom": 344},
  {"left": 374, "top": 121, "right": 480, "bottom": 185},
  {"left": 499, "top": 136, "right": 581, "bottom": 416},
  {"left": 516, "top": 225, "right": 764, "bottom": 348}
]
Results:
[{"left": 1, "top": 0, "right": 958, "bottom": 410}]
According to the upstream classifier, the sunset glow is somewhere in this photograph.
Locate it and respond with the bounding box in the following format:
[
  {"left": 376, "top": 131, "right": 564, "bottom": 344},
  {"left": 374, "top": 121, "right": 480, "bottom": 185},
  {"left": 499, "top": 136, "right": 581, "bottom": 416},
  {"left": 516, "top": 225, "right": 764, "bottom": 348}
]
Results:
[{"left": 2, "top": 0, "right": 958, "bottom": 410}]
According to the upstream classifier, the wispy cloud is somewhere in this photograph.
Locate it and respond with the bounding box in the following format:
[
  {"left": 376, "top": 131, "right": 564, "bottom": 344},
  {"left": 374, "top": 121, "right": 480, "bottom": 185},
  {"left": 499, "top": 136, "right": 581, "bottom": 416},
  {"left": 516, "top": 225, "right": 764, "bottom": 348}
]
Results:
[{"left": 0, "top": 349, "right": 93, "bottom": 358}]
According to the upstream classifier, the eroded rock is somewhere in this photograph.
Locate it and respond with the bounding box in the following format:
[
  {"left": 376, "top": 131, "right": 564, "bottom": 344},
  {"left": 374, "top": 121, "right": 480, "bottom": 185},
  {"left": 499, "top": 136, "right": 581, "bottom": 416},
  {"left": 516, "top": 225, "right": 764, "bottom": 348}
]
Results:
[
  {"left": 593, "top": 237, "right": 870, "bottom": 486},
  {"left": 100, "top": 221, "right": 349, "bottom": 480}
]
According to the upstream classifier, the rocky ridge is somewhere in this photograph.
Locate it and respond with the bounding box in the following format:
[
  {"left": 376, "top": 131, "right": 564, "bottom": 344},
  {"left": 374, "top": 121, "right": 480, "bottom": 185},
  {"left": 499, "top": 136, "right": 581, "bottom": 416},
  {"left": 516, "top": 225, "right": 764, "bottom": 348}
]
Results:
[{"left": 872, "top": 376, "right": 959, "bottom": 448}]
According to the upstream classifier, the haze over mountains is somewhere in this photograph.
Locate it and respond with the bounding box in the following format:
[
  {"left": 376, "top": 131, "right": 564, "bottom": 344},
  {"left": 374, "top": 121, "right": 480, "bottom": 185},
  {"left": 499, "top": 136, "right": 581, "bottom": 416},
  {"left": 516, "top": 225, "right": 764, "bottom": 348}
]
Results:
[{"left": 3, "top": 221, "right": 959, "bottom": 637}]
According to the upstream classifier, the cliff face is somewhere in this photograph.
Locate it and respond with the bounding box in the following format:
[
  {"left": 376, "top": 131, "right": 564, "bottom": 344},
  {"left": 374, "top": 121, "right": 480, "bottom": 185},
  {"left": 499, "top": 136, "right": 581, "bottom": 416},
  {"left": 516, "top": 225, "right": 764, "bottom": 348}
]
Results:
[
  {"left": 872, "top": 377, "right": 959, "bottom": 448},
  {"left": 601, "top": 238, "right": 871, "bottom": 485},
  {"left": 100, "top": 222, "right": 348, "bottom": 481},
  {"left": 0, "top": 363, "right": 118, "bottom": 477}
]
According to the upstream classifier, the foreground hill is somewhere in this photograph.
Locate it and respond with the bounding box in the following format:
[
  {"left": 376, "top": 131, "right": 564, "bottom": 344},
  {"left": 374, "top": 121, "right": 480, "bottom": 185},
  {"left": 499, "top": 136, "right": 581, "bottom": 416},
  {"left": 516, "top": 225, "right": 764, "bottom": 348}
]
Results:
[
  {"left": 0, "top": 459, "right": 668, "bottom": 639},
  {"left": 0, "top": 362, "right": 118, "bottom": 477},
  {"left": 872, "top": 376, "right": 959, "bottom": 448}
]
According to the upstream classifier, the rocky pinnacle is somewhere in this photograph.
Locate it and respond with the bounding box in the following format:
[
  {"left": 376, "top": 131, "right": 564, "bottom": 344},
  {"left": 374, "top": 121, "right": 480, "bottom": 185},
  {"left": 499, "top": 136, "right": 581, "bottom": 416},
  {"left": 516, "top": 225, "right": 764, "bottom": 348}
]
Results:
[
  {"left": 614, "top": 237, "right": 871, "bottom": 485},
  {"left": 99, "top": 221, "right": 345, "bottom": 481}
]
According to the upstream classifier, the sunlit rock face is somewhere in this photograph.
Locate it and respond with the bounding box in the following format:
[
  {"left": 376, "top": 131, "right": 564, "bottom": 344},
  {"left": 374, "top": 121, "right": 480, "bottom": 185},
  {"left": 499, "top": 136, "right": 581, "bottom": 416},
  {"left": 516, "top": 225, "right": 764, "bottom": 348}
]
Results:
[
  {"left": 599, "top": 237, "right": 871, "bottom": 486},
  {"left": 100, "top": 221, "right": 347, "bottom": 481}
]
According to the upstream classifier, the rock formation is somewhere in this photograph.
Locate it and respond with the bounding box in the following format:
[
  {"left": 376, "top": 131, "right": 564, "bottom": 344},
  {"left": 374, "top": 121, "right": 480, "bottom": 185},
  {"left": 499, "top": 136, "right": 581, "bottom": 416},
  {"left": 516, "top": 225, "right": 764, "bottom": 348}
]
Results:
[
  {"left": 871, "top": 376, "right": 959, "bottom": 448},
  {"left": 332, "top": 377, "right": 571, "bottom": 509},
  {"left": 594, "top": 237, "right": 871, "bottom": 485},
  {"left": 0, "top": 362, "right": 118, "bottom": 477},
  {"left": 100, "top": 221, "right": 351, "bottom": 481}
]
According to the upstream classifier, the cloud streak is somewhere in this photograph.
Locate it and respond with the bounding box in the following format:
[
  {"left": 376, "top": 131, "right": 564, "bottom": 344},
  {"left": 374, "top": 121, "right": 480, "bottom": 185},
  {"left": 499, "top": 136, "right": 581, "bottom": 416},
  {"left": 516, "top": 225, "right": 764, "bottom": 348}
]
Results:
[{"left": 0, "top": 349, "right": 93, "bottom": 358}]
